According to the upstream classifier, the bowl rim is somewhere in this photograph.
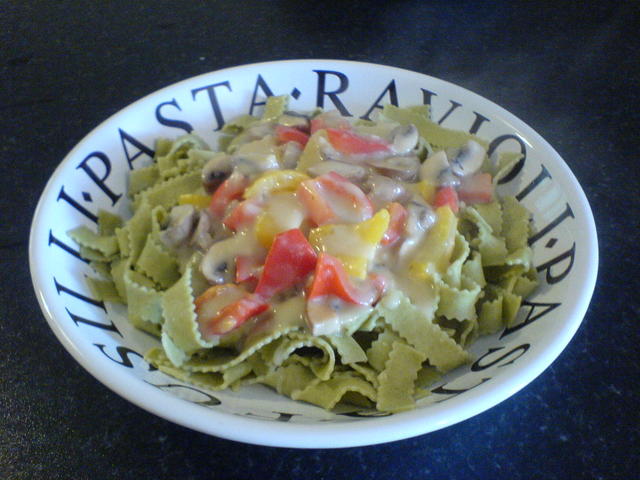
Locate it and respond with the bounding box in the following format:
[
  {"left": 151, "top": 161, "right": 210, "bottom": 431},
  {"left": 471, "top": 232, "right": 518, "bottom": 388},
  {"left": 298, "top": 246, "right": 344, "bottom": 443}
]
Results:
[{"left": 29, "top": 59, "right": 598, "bottom": 448}]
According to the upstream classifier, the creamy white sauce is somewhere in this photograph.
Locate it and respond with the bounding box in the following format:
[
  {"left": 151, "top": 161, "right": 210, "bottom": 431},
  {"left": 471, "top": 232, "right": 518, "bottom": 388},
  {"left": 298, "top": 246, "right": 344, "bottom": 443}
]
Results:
[
  {"left": 320, "top": 182, "right": 367, "bottom": 224},
  {"left": 306, "top": 295, "right": 372, "bottom": 336},
  {"left": 197, "top": 285, "right": 245, "bottom": 325},
  {"left": 371, "top": 242, "right": 437, "bottom": 312},
  {"left": 198, "top": 113, "right": 447, "bottom": 338},
  {"left": 312, "top": 223, "right": 375, "bottom": 259},
  {"left": 264, "top": 192, "right": 307, "bottom": 231},
  {"left": 201, "top": 230, "right": 265, "bottom": 284}
]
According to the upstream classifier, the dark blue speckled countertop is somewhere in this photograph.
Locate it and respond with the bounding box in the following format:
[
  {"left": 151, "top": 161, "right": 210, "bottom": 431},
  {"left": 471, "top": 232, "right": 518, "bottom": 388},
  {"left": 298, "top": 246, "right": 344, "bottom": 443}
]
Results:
[{"left": 1, "top": 1, "right": 638, "bottom": 478}]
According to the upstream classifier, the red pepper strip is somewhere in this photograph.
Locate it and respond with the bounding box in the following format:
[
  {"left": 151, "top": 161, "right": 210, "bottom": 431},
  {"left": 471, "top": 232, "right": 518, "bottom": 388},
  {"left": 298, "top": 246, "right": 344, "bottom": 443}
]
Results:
[
  {"left": 223, "top": 197, "right": 263, "bottom": 231},
  {"left": 254, "top": 229, "right": 318, "bottom": 299},
  {"left": 297, "top": 171, "right": 373, "bottom": 225},
  {"left": 209, "top": 172, "right": 249, "bottom": 218},
  {"left": 433, "top": 186, "right": 459, "bottom": 213},
  {"left": 381, "top": 202, "right": 408, "bottom": 245},
  {"left": 325, "top": 128, "right": 390, "bottom": 155},
  {"left": 235, "top": 255, "right": 263, "bottom": 284},
  {"left": 204, "top": 294, "right": 269, "bottom": 336},
  {"left": 307, "top": 253, "right": 377, "bottom": 305},
  {"left": 275, "top": 125, "right": 310, "bottom": 146},
  {"left": 458, "top": 173, "right": 494, "bottom": 204}
]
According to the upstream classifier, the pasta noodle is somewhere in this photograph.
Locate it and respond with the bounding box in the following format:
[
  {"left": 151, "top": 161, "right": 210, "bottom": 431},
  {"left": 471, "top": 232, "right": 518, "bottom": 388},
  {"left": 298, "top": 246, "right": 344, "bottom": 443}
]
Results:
[{"left": 376, "top": 341, "right": 425, "bottom": 412}]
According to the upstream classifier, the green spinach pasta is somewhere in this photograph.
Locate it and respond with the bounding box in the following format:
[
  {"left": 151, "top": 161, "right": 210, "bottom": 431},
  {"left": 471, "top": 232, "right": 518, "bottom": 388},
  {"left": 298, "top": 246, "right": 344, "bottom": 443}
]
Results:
[{"left": 70, "top": 97, "right": 537, "bottom": 413}]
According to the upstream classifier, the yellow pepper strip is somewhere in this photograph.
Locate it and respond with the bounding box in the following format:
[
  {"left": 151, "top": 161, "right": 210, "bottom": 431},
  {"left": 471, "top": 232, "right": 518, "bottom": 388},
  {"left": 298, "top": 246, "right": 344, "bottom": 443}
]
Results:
[
  {"left": 409, "top": 205, "right": 458, "bottom": 279},
  {"left": 296, "top": 130, "right": 327, "bottom": 172},
  {"left": 355, "top": 209, "right": 390, "bottom": 244},
  {"left": 244, "top": 170, "right": 310, "bottom": 199},
  {"left": 178, "top": 194, "right": 211, "bottom": 209},
  {"left": 309, "top": 209, "right": 390, "bottom": 279},
  {"left": 308, "top": 224, "right": 334, "bottom": 252},
  {"left": 337, "top": 255, "right": 369, "bottom": 278},
  {"left": 308, "top": 224, "right": 350, "bottom": 274},
  {"left": 254, "top": 211, "right": 280, "bottom": 248},
  {"left": 412, "top": 180, "right": 437, "bottom": 204}
]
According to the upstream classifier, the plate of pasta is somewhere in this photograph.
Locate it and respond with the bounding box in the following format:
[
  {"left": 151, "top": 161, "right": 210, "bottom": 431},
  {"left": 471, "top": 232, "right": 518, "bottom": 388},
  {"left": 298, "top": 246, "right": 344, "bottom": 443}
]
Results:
[{"left": 29, "top": 60, "right": 598, "bottom": 448}]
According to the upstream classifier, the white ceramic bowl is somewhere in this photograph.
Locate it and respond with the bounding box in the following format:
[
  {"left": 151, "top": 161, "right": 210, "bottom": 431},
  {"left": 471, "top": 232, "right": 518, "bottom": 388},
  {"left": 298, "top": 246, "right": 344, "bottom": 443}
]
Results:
[{"left": 29, "top": 60, "right": 598, "bottom": 448}]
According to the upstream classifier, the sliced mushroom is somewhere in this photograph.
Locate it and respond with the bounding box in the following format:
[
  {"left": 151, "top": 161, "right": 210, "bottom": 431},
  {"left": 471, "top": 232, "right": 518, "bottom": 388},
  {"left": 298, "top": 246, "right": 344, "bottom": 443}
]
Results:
[
  {"left": 202, "top": 153, "right": 233, "bottom": 193},
  {"left": 201, "top": 233, "right": 264, "bottom": 285},
  {"left": 419, "top": 150, "right": 449, "bottom": 183},
  {"left": 231, "top": 136, "right": 281, "bottom": 175},
  {"left": 161, "top": 204, "right": 197, "bottom": 249},
  {"left": 449, "top": 140, "right": 485, "bottom": 177},
  {"left": 389, "top": 124, "right": 419, "bottom": 154},
  {"left": 405, "top": 200, "right": 436, "bottom": 237},
  {"left": 200, "top": 238, "right": 236, "bottom": 285},
  {"left": 308, "top": 161, "right": 369, "bottom": 183},
  {"left": 238, "top": 153, "right": 280, "bottom": 175},
  {"left": 365, "top": 174, "right": 410, "bottom": 209},
  {"left": 190, "top": 210, "right": 214, "bottom": 251},
  {"left": 280, "top": 141, "right": 303, "bottom": 169},
  {"left": 366, "top": 155, "right": 420, "bottom": 182},
  {"left": 437, "top": 169, "right": 461, "bottom": 188},
  {"left": 418, "top": 150, "right": 461, "bottom": 187}
]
